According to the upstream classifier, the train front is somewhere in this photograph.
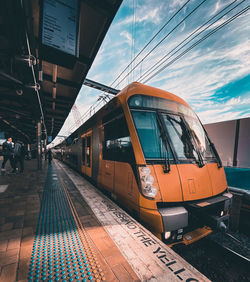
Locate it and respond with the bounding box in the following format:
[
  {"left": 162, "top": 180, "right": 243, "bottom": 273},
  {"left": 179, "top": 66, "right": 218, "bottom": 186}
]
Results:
[{"left": 126, "top": 89, "right": 232, "bottom": 245}]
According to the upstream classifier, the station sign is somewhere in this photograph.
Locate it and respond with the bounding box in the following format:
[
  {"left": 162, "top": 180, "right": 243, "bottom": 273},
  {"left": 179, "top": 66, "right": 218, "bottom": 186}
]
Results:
[{"left": 40, "top": 0, "right": 80, "bottom": 68}]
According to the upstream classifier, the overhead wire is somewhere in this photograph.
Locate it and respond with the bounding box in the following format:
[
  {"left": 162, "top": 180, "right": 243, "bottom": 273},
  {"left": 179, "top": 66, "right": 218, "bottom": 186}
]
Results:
[
  {"left": 138, "top": 0, "right": 244, "bottom": 82},
  {"left": 129, "top": 0, "right": 135, "bottom": 84},
  {"left": 67, "top": 0, "right": 205, "bottom": 138},
  {"left": 114, "top": 0, "right": 208, "bottom": 88},
  {"left": 110, "top": 0, "right": 192, "bottom": 88},
  {"left": 132, "top": 0, "right": 137, "bottom": 81},
  {"left": 52, "top": 1, "right": 249, "bottom": 147},
  {"left": 49, "top": 0, "right": 193, "bottom": 147},
  {"left": 142, "top": 4, "right": 250, "bottom": 84}
]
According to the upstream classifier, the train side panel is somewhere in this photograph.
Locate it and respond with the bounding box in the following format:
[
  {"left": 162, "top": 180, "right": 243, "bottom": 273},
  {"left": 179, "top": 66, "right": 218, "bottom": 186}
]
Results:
[{"left": 92, "top": 123, "right": 100, "bottom": 183}]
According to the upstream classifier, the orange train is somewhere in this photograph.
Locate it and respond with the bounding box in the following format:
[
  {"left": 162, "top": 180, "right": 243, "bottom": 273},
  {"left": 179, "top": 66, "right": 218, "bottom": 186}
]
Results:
[{"left": 61, "top": 82, "right": 232, "bottom": 245}]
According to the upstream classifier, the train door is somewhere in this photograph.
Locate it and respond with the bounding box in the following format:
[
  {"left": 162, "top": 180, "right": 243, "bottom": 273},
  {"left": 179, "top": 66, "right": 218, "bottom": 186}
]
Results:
[
  {"left": 102, "top": 113, "right": 137, "bottom": 207},
  {"left": 81, "top": 131, "right": 92, "bottom": 178},
  {"left": 100, "top": 160, "right": 115, "bottom": 192},
  {"left": 100, "top": 123, "right": 115, "bottom": 192}
]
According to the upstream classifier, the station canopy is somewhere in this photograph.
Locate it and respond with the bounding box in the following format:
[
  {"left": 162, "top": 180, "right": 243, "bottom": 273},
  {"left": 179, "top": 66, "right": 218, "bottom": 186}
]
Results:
[{"left": 0, "top": 0, "right": 122, "bottom": 143}]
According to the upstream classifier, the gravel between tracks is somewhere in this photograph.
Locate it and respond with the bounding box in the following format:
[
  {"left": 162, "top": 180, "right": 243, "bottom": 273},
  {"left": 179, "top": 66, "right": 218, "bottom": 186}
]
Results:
[{"left": 172, "top": 236, "right": 250, "bottom": 282}]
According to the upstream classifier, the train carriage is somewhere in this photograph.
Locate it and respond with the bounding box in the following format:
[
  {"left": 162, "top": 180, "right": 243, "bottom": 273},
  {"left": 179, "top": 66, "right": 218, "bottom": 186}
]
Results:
[{"left": 62, "top": 82, "right": 232, "bottom": 245}]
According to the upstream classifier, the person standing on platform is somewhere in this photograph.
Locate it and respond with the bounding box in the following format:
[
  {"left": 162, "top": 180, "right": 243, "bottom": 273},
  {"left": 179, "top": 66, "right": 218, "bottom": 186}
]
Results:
[
  {"left": 48, "top": 149, "right": 52, "bottom": 164},
  {"left": 1, "top": 137, "right": 15, "bottom": 174},
  {"left": 14, "top": 139, "right": 25, "bottom": 173}
]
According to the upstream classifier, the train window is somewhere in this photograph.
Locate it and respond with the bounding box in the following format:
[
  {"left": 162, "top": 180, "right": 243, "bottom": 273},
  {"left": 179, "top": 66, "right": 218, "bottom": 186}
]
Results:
[
  {"left": 82, "top": 138, "right": 85, "bottom": 165},
  {"left": 86, "top": 136, "right": 91, "bottom": 167},
  {"left": 102, "top": 107, "right": 123, "bottom": 124},
  {"left": 162, "top": 114, "right": 216, "bottom": 161},
  {"left": 185, "top": 117, "right": 216, "bottom": 160},
  {"left": 131, "top": 111, "right": 173, "bottom": 160},
  {"left": 103, "top": 116, "right": 133, "bottom": 162},
  {"left": 129, "top": 95, "right": 196, "bottom": 118},
  {"left": 162, "top": 114, "right": 196, "bottom": 160}
]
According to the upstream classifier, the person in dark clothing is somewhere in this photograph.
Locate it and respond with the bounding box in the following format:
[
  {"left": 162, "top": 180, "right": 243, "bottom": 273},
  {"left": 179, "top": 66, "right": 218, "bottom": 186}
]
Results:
[
  {"left": 48, "top": 149, "right": 52, "bottom": 164},
  {"left": 14, "top": 139, "right": 25, "bottom": 173},
  {"left": 1, "top": 137, "right": 15, "bottom": 174}
]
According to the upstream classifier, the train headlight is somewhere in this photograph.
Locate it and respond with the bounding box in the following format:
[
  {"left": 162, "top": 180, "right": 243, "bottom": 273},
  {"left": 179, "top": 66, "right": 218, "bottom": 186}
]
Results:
[
  {"left": 140, "top": 166, "right": 151, "bottom": 175},
  {"left": 143, "top": 174, "right": 154, "bottom": 185},
  {"left": 164, "top": 231, "right": 171, "bottom": 240},
  {"left": 142, "top": 185, "right": 157, "bottom": 198},
  {"left": 129, "top": 95, "right": 143, "bottom": 107},
  {"left": 139, "top": 166, "right": 157, "bottom": 198}
]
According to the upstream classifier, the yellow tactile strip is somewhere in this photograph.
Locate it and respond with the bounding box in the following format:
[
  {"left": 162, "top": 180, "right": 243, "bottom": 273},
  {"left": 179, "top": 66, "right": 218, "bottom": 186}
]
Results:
[{"left": 27, "top": 164, "right": 105, "bottom": 282}]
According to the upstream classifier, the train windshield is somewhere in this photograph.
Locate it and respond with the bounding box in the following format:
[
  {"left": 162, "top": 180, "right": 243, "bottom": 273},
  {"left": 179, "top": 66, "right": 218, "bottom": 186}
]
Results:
[
  {"left": 129, "top": 95, "right": 216, "bottom": 163},
  {"left": 130, "top": 111, "right": 173, "bottom": 160}
]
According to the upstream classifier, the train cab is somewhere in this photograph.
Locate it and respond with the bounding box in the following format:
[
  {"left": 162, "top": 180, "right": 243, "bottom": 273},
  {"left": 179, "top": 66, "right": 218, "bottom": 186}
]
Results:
[{"left": 64, "top": 82, "right": 233, "bottom": 245}]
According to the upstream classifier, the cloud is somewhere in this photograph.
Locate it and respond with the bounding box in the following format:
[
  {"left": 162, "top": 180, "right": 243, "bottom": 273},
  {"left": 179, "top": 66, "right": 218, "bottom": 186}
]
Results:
[
  {"left": 169, "top": 0, "right": 190, "bottom": 12},
  {"left": 53, "top": 0, "right": 250, "bottom": 145},
  {"left": 180, "top": 21, "right": 186, "bottom": 32},
  {"left": 120, "top": 31, "right": 132, "bottom": 45},
  {"left": 116, "top": 5, "right": 163, "bottom": 27},
  {"left": 199, "top": 108, "right": 241, "bottom": 124},
  {"left": 225, "top": 96, "right": 250, "bottom": 106}
]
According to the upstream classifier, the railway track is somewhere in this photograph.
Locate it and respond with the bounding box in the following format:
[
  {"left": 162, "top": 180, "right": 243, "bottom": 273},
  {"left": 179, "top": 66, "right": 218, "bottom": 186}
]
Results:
[
  {"left": 209, "top": 231, "right": 250, "bottom": 263},
  {"left": 172, "top": 231, "right": 250, "bottom": 282}
]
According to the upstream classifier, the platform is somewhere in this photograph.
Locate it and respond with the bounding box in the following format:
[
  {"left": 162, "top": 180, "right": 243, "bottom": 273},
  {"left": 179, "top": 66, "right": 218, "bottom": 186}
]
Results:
[{"left": 0, "top": 159, "right": 208, "bottom": 281}]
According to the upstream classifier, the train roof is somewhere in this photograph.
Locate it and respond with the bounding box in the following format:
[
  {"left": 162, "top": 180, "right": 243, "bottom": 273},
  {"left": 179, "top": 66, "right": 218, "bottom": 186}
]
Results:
[
  {"left": 64, "top": 82, "right": 191, "bottom": 142},
  {"left": 116, "top": 82, "right": 190, "bottom": 108}
]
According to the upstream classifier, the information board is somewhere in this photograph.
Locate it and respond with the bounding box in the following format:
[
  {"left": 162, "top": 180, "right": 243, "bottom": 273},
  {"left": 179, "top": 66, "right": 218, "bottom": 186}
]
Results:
[{"left": 41, "top": 0, "right": 79, "bottom": 57}]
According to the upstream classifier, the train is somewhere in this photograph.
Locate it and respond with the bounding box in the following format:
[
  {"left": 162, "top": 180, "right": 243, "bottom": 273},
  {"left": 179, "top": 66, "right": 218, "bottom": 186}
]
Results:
[{"left": 59, "top": 82, "right": 233, "bottom": 245}]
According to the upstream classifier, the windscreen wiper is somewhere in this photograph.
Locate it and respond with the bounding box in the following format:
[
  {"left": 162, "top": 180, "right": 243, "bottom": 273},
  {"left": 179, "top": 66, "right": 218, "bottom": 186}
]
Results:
[
  {"left": 156, "top": 113, "right": 171, "bottom": 173},
  {"left": 181, "top": 117, "right": 204, "bottom": 168},
  {"left": 167, "top": 115, "right": 204, "bottom": 168},
  {"left": 204, "top": 130, "right": 222, "bottom": 168}
]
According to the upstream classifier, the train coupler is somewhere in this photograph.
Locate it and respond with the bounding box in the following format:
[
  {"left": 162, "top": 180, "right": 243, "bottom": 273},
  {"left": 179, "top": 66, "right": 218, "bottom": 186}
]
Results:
[{"left": 207, "top": 214, "right": 230, "bottom": 232}]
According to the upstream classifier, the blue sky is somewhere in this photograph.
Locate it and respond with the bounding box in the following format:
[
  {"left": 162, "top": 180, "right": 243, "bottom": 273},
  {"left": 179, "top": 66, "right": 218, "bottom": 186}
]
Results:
[{"left": 54, "top": 0, "right": 250, "bottom": 145}]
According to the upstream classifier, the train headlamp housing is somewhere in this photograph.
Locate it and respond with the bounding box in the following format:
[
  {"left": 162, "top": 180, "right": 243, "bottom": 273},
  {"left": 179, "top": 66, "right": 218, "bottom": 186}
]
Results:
[
  {"left": 129, "top": 95, "right": 143, "bottom": 107},
  {"left": 143, "top": 174, "right": 154, "bottom": 185},
  {"left": 138, "top": 166, "right": 157, "bottom": 198},
  {"left": 164, "top": 231, "right": 171, "bottom": 240}
]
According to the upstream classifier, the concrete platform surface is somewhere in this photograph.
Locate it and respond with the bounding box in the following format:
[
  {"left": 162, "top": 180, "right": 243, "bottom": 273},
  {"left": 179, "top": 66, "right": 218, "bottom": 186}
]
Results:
[
  {"left": 0, "top": 158, "right": 209, "bottom": 281},
  {"left": 56, "top": 160, "right": 209, "bottom": 282}
]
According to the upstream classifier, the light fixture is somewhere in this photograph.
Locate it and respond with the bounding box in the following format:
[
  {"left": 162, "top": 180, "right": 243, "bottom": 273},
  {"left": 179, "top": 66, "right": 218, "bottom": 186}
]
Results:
[
  {"left": 164, "top": 231, "right": 171, "bottom": 240},
  {"left": 138, "top": 166, "right": 157, "bottom": 198},
  {"left": 25, "top": 83, "right": 40, "bottom": 91},
  {"left": 15, "top": 55, "right": 37, "bottom": 67},
  {"left": 16, "top": 89, "right": 23, "bottom": 96}
]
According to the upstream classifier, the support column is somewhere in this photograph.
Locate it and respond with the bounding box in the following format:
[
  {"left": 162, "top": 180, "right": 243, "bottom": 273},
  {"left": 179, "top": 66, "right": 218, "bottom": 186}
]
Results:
[
  {"left": 233, "top": 119, "right": 240, "bottom": 167},
  {"left": 44, "top": 138, "right": 47, "bottom": 160},
  {"left": 37, "top": 120, "right": 42, "bottom": 170}
]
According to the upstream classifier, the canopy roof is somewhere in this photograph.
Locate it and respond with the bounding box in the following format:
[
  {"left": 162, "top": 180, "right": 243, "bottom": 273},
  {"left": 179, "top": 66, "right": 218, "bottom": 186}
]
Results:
[{"left": 0, "top": 0, "right": 122, "bottom": 143}]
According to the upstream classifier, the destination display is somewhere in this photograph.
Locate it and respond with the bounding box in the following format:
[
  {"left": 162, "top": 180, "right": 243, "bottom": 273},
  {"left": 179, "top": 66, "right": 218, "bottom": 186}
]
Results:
[{"left": 42, "top": 0, "right": 79, "bottom": 57}]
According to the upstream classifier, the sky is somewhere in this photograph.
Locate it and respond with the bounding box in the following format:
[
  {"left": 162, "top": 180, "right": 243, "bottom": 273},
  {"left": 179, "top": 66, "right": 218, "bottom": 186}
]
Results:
[{"left": 53, "top": 0, "right": 250, "bottom": 146}]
